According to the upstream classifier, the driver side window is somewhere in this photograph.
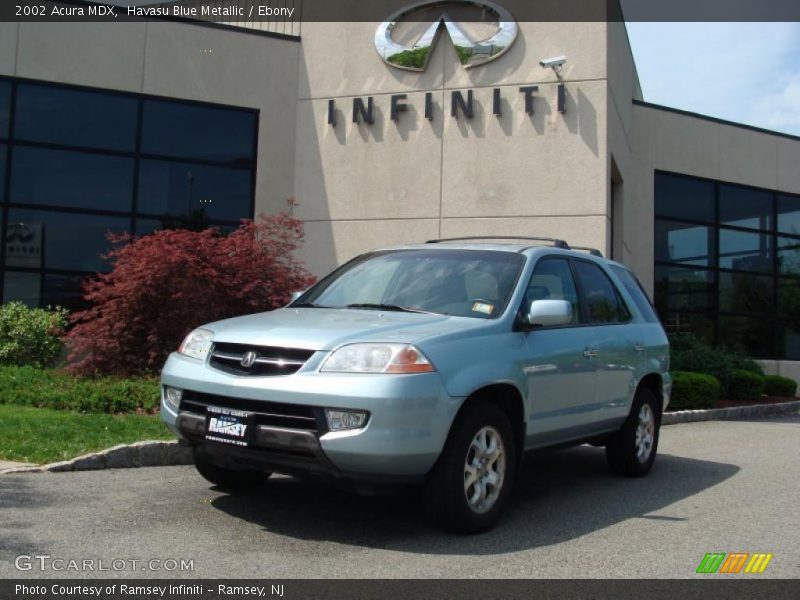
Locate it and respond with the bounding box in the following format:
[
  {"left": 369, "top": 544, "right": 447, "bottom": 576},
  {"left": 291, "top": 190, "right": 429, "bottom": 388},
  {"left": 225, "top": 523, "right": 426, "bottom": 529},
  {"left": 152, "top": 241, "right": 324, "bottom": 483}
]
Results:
[{"left": 525, "top": 258, "right": 580, "bottom": 325}]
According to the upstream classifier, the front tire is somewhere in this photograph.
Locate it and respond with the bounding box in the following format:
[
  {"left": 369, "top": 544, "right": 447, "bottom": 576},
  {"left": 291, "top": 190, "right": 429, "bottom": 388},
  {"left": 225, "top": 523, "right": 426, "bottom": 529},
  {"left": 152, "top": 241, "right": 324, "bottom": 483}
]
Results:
[
  {"left": 425, "top": 401, "right": 516, "bottom": 534},
  {"left": 606, "top": 387, "right": 660, "bottom": 477},
  {"left": 193, "top": 447, "right": 272, "bottom": 491}
]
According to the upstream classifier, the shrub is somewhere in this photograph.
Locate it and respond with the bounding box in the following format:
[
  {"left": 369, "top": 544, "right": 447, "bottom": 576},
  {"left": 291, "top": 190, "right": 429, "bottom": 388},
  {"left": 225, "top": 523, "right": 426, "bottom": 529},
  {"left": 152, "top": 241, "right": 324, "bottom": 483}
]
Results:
[
  {"left": 0, "top": 365, "right": 159, "bottom": 413},
  {"left": 0, "top": 302, "right": 69, "bottom": 368},
  {"left": 762, "top": 375, "right": 798, "bottom": 398},
  {"left": 65, "top": 206, "right": 316, "bottom": 376},
  {"left": 728, "top": 369, "right": 764, "bottom": 401},
  {"left": 669, "top": 333, "right": 762, "bottom": 397},
  {"left": 669, "top": 371, "right": 720, "bottom": 410}
]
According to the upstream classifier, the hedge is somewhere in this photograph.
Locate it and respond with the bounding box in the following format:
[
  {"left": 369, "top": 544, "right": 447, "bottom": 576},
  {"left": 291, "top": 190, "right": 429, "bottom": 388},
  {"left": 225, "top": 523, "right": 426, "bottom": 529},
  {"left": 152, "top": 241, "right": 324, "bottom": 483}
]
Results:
[
  {"left": 0, "top": 302, "right": 68, "bottom": 368},
  {"left": 669, "top": 371, "right": 720, "bottom": 410},
  {"left": 728, "top": 369, "right": 764, "bottom": 402},
  {"left": 762, "top": 375, "right": 798, "bottom": 398},
  {"left": 0, "top": 365, "right": 160, "bottom": 414}
]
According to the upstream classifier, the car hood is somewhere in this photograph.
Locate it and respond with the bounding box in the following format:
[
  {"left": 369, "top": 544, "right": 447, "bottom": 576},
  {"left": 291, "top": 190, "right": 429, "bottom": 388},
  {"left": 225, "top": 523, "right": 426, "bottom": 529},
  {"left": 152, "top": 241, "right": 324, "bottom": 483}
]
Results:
[{"left": 204, "top": 307, "right": 476, "bottom": 351}]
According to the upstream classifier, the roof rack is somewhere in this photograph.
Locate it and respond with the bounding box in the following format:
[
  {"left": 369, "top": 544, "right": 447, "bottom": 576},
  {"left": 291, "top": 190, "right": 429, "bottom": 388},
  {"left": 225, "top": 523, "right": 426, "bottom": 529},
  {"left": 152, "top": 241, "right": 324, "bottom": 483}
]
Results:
[
  {"left": 570, "top": 246, "right": 604, "bottom": 257},
  {"left": 425, "top": 236, "right": 570, "bottom": 249}
]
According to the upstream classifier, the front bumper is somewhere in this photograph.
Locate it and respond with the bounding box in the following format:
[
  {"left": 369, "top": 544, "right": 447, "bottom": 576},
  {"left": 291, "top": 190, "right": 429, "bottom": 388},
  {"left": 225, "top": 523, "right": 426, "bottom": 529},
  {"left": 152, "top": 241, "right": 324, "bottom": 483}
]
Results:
[{"left": 160, "top": 352, "right": 463, "bottom": 479}]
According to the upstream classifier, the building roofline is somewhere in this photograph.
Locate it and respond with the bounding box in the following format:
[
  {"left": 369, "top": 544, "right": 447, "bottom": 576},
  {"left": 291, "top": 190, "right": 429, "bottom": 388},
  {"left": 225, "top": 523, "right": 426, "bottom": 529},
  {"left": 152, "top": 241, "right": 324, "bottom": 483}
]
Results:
[{"left": 633, "top": 99, "right": 800, "bottom": 142}]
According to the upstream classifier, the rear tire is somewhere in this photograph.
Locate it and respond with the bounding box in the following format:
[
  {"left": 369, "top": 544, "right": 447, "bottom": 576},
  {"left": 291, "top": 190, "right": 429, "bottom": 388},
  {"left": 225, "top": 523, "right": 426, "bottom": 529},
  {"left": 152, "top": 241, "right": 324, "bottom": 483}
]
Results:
[
  {"left": 192, "top": 447, "right": 272, "bottom": 490},
  {"left": 606, "top": 387, "right": 660, "bottom": 477},
  {"left": 425, "top": 401, "right": 516, "bottom": 534}
]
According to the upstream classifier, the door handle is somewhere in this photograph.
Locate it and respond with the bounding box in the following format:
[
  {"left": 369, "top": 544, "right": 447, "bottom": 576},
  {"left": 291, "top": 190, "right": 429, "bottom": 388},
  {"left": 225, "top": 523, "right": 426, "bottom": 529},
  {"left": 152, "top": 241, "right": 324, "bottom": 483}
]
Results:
[
  {"left": 634, "top": 343, "right": 646, "bottom": 353},
  {"left": 583, "top": 348, "right": 599, "bottom": 358}
]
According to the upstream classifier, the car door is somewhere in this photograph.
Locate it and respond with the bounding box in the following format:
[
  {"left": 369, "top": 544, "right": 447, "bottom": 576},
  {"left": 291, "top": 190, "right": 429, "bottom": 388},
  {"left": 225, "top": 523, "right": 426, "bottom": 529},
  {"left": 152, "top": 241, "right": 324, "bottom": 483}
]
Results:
[
  {"left": 522, "top": 257, "right": 601, "bottom": 448},
  {"left": 571, "top": 259, "right": 640, "bottom": 429}
]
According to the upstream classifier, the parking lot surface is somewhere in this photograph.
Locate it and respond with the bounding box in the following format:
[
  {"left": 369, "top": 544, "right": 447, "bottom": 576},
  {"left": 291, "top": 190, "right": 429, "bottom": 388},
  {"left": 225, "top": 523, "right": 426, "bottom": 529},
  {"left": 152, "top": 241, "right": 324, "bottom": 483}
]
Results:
[{"left": 1, "top": 415, "right": 798, "bottom": 578}]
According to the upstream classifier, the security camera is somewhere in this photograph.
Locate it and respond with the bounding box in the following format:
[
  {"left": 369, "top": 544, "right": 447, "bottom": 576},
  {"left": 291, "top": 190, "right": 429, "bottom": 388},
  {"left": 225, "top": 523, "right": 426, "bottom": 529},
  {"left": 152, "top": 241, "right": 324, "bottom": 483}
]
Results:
[{"left": 539, "top": 56, "right": 567, "bottom": 69}]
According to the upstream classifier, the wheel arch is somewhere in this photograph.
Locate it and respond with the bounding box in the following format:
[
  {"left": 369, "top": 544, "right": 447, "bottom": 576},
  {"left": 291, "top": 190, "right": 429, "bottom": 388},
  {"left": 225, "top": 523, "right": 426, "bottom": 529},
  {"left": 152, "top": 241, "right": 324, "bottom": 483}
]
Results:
[
  {"left": 454, "top": 382, "right": 526, "bottom": 459},
  {"left": 636, "top": 373, "right": 664, "bottom": 416}
]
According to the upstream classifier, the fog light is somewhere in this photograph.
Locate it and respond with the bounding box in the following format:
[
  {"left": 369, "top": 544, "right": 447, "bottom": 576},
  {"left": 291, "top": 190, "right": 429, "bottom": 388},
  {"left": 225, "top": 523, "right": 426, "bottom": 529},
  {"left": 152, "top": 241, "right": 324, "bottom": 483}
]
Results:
[
  {"left": 325, "top": 409, "right": 368, "bottom": 431},
  {"left": 163, "top": 386, "right": 183, "bottom": 412}
]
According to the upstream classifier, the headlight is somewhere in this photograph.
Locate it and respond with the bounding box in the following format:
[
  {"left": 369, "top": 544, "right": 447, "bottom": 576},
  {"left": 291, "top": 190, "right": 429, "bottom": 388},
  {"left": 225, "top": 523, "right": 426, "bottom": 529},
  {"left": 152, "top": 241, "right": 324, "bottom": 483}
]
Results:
[
  {"left": 178, "top": 328, "right": 214, "bottom": 360},
  {"left": 321, "top": 343, "right": 435, "bottom": 374}
]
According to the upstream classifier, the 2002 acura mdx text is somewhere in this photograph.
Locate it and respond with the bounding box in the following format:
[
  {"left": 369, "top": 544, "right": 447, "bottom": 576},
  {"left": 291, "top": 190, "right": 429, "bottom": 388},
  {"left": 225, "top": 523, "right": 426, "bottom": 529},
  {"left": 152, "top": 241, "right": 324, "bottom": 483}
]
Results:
[{"left": 161, "top": 237, "right": 671, "bottom": 533}]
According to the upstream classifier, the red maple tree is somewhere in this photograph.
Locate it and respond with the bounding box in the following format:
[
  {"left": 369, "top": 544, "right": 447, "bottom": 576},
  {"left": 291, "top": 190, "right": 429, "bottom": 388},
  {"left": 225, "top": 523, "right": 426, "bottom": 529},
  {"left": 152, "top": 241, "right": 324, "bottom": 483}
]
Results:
[{"left": 65, "top": 209, "right": 316, "bottom": 376}]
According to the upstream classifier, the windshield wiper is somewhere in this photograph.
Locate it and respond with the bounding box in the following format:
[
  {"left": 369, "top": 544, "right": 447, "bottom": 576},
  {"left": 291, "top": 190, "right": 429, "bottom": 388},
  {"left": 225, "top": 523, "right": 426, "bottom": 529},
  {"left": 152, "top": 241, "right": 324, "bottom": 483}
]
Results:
[
  {"left": 345, "top": 303, "right": 434, "bottom": 314},
  {"left": 292, "top": 301, "right": 329, "bottom": 308}
]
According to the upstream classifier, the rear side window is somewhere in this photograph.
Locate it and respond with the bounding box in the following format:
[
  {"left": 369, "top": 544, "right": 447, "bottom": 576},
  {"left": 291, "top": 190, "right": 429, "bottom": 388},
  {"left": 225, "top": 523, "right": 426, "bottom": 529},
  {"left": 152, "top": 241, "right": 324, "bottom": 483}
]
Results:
[
  {"left": 610, "top": 265, "right": 660, "bottom": 323},
  {"left": 573, "top": 260, "right": 631, "bottom": 324}
]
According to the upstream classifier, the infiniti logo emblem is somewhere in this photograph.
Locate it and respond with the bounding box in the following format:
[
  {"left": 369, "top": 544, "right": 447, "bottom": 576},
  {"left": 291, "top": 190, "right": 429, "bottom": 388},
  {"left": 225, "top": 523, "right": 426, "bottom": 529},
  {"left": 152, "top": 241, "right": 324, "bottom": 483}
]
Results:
[
  {"left": 240, "top": 351, "right": 258, "bottom": 368},
  {"left": 375, "top": 0, "right": 518, "bottom": 72}
]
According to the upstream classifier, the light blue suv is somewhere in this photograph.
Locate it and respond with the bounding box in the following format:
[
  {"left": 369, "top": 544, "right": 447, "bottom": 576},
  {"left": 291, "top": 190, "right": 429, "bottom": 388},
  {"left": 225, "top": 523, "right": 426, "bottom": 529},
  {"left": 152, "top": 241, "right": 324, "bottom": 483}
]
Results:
[{"left": 161, "top": 237, "right": 670, "bottom": 533}]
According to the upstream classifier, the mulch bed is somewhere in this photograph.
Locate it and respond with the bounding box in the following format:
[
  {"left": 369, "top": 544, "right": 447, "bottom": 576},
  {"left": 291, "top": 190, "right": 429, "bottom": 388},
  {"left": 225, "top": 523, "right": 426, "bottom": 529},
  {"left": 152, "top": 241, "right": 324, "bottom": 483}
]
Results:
[{"left": 714, "top": 396, "right": 797, "bottom": 409}]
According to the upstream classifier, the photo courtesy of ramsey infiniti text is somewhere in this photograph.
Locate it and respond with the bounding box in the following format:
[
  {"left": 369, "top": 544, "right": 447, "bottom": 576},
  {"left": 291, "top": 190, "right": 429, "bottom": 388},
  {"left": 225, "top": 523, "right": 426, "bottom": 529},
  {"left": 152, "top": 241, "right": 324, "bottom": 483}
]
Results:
[{"left": 161, "top": 239, "right": 671, "bottom": 533}]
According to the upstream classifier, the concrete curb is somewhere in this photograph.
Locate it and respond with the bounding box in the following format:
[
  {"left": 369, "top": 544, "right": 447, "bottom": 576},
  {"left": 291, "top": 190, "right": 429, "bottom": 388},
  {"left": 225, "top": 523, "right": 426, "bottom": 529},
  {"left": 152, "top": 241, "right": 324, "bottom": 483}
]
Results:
[
  {"left": 0, "top": 440, "right": 192, "bottom": 475},
  {"left": 663, "top": 399, "right": 800, "bottom": 425}
]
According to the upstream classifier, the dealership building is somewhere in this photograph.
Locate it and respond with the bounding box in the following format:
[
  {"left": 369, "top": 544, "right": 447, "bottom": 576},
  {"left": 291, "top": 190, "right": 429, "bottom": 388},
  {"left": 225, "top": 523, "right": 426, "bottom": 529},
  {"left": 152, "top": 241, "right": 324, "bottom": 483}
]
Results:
[{"left": 1, "top": 1, "right": 799, "bottom": 379}]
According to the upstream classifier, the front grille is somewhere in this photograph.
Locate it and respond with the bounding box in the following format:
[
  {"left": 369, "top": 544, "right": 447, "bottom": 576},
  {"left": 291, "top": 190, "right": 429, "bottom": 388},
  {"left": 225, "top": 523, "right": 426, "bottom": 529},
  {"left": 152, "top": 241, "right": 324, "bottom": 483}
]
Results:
[
  {"left": 209, "top": 342, "right": 314, "bottom": 376},
  {"left": 180, "top": 390, "right": 324, "bottom": 433}
]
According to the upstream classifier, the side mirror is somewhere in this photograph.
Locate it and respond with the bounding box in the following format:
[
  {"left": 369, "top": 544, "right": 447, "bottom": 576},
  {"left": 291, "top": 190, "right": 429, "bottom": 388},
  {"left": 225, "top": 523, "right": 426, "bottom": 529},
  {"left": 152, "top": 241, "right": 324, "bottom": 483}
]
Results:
[
  {"left": 290, "top": 291, "right": 305, "bottom": 302},
  {"left": 527, "top": 299, "right": 572, "bottom": 328}
]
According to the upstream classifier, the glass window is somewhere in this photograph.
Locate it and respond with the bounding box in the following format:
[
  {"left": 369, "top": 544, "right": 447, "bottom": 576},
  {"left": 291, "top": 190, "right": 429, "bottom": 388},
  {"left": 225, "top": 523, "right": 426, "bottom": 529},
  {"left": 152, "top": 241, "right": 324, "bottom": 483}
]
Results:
[
  {"left": 719, "top": 229, "right": 772, "bottom": 272},
  {"left": 3, "top": 271, "right": 39, "bottom": 307},
  {"left": 654, "top": 265, "right": 715, "bottom": 312},
  {"left": 778, "top": 194, "right": 800, "bottom": 236},
  {"left": 778, "top": 236, "right": 800, "bottom": 276},
  {"left": 718, "top": 272, "right": 773, "bottom": 314},
  {"left": 137, "top": 159, "right": 251, "bottom": 223},
  {"left": 655, "top": 219, "right": 714, "bottom": 266},
  {"left": 719, "top": 184, "right": 772, "bottom": 230},
  {"left": 14, "top": 83, "right": 137, "bottom": 151},
  {"left": 3, "top": 270, "right": 88, "bottom": 310},
  {"left": 7, "top": 209, "right": 129, "bottom": 272},
  {"left": 573, "top": 260, "right": 630, "bottom": 323},
  {"left": 0, "top": 80, "right": 10, "bottom": 139},
  {"left": 778, "top": 278, "right": 800, "bottom": 360},
  {"left": 135, "top": 218, "right": 237, "bottom": 237},
  {"left": 10, "top": 146, "right": 134, "bottom": 212},
  {"left": 525, "top": 258, "right": 579, "bottom": 325},
  {"left": 0, "top": 143, "right": 6, "bottom": 202},
  {"left": 610, "top": 265, "right": 659, "bottom": 323},
  {"left": 655, "top": 173, "right": 715, "bottom": 223},
  {"left": 659, "top": 312, "right": 714, "bottom": 344},
  {"left": 718, "top": 315, "right": 775, "bottom": 358},
  {"left": 141, "top": 100, "right": 256, "bottom": 163}
]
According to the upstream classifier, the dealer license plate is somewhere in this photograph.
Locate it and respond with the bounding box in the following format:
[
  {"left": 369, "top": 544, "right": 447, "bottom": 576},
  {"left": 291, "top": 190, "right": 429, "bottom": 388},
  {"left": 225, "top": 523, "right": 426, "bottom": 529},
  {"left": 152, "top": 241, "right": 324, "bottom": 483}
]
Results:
[{"left": 205, "top": 406, "right": 250, "bottom": 447}]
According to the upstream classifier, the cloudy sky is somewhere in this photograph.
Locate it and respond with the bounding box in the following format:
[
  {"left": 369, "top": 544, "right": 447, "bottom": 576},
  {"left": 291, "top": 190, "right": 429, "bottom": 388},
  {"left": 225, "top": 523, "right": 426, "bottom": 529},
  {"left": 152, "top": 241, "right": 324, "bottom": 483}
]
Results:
[{"left": 625, "top": 22, "right": 800, "bottom": 136}]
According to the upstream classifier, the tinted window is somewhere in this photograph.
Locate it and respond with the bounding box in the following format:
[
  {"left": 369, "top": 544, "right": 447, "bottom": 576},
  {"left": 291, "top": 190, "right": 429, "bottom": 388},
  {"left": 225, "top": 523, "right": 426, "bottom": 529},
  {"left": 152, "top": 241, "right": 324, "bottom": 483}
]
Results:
[
  {"left": 655, "top": 173, "right": 715, "bottom": 223},
  {"left": 778, "top": 236, "right": 800, "bottom": 276},
  {"left": 0, "top": 143, "right": 6, "bottom": 202},
  {"left": 719, "top": 184, "right": 772, "bottom": 230},
  {"left": 719, "top": 229, "right": 772, "bottom": 272},
  {"left": 573, "top": 261, "right": 629, "bottom": 324},
  {"left": 10, "top": 146, "right": 134, "bottom": 211},
  {"left": 718, "top": 315, "right": 775, "bottom": 357},
  {"left": 655, "top": 219, "right": 715, "bottom": 266},
  {"left": 2, "top": 270, "right": 88, "bottom": 310},
  {"left": 610, "top": 265, "right": 659, "bottom": 323},
  {"left": 15, "top": 83, "right": 137, "bottom": 151},
  {"left": 778, "top": 278, "right": 800, "bottom": 360},
  {"left": 141, "top": 100, "right": 256, "bottom": 162},
  {"left": 525, "top": 258, "right": 579, "bottom": 325},
  {"left": 654, "top": 265, "right": 715, "bottom": 312},
  {"left": 719, "top": 272, "right": 773, "bottom": 313},
  {"left": 7, "top": 209, "right": 129, "bottom": 272},
  {"left": 778, "top": 194, "right": 800, "bottom": 236},
  {"left": 137, "top": 159, "right": 251, "bottom": 222},
  {"left": 0, "top": 81, "right": 10, "bottom": 139}
]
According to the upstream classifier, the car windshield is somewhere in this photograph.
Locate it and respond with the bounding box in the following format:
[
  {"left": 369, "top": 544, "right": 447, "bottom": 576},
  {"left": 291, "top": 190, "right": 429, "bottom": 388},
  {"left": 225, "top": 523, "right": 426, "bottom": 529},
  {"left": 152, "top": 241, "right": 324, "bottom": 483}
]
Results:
[{"left": 295, "top": 249, "right": 525, "bottom": 319}]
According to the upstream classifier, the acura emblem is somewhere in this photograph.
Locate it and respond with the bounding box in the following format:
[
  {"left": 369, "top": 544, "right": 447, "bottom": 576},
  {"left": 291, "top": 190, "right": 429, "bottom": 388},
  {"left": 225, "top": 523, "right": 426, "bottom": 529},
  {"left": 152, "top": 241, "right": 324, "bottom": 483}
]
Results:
[
  {"left": 240, "top": 351, "right": 258, "bottom": 368},
  {"left": 375, "top": 0, "right": 518, "bottom": 72}
]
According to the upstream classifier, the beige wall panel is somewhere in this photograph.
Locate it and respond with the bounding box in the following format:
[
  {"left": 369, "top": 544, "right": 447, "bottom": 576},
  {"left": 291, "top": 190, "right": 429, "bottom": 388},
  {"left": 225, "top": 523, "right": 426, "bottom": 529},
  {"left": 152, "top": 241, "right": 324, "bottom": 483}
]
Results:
[
  {"left": 293, "top": 93, "right": 443, "bottom": 222},
  {"left": 441, "top": 81, "right": 607, "bottom": 218},
  {"left": 16, "top": 22, "right": 146, "bottom": 91},
  {"left": 440, "top": 215, "right": 607, "bottom": 251},
  {"left": 298, "top": 218, "right": 440, "bottom": 277},
  {"left": 777, "top": 137, "right": 800, "bottom": 195},
  {"left": 718, "top": 126, "right": 779, "bottom": 190},
  {"left": 143, "top": 22, "right": 301, "bottom": 216},
  {"left": 298, "top": 21, "right": 445, "bottom": 99},
  {"left": 443, "top": 22, "right": 607, "bottom": 89},
  {"left": 0, "top": 23, "right": 19, "bottom": 76}
]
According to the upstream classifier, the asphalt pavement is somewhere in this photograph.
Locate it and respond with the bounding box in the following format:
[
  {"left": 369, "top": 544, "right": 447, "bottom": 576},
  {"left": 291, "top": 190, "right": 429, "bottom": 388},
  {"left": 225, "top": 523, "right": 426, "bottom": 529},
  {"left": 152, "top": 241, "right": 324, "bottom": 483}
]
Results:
[{"left": 1, "top": 415, "right": 799, "bottom": 579}]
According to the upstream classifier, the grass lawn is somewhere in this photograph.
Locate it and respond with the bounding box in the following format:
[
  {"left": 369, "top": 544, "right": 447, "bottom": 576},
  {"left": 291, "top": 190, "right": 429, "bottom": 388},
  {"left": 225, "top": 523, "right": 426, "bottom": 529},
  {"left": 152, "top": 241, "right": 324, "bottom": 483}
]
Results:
[{"left": 0, "top": 404, "right": 174, "bottom": 465}]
